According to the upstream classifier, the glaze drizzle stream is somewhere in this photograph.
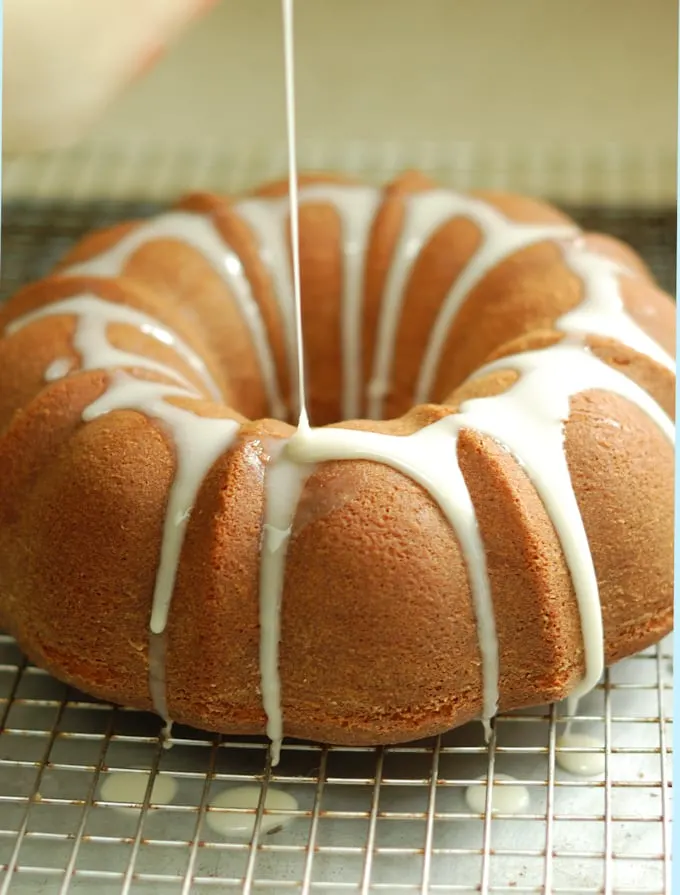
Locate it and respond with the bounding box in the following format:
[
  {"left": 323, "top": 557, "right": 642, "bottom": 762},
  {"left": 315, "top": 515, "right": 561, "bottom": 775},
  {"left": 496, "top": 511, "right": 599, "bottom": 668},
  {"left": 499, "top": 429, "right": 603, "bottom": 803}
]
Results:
[{"left": 253, "top": 0, "right": 311, "bottom": 762}]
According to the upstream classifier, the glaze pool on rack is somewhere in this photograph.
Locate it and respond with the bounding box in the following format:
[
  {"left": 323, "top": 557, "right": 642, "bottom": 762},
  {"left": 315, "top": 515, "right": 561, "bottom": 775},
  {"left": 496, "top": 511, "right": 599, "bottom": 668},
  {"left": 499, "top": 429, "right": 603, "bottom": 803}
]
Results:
[{"left": 0, "top": 175, "right": 674, "bottom": 765}]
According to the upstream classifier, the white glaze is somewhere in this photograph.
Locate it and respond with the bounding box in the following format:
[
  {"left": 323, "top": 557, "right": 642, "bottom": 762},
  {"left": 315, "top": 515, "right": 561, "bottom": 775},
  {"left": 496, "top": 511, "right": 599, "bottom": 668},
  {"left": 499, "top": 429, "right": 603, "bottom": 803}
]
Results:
[
  {"left": 99, "top": 771, "right": 177, "bottom": 813},
  {"left": 230, "top": 199, "right": 296, "bottom": 409},
  {"left": 465, "top": 773, "right": 530, "bottom": 815},
  {"left": 235, "top": 185, "right": 381, "bottom": 421},
  {"left": 259, "top": 444, "right": 313, "bottom": 765},
  {"left": 83, "top": 373, "right": 240, "bottom": 721},
  {"left": 557, "top": 238, "right": 675, "bottom": 371},
  {"left": 556, "top": 732, "right": 606, "bottom": 776},
  {"left": 280, "top": 13, "right": 305, "bottom": 426},
  {"left": 277, "top": 0, "right": 309, "bottom": 428},
  {"left": 148, "top": 633, "right": 170, "bottom": 727},
  {"left": 229, "top": 189, "right": 676, "bottom": 424},
  {"left": 44, "top": 357, "right": 73, "bottom": 381},
  {"left": 64, "top": 211, "right": 286, "bottom": 418},
  {"left": 207, "top": 785, "right": 298, "bottom": 837},
  {"left": 8, "top": 294, "right": 221, "bottom": 398}
]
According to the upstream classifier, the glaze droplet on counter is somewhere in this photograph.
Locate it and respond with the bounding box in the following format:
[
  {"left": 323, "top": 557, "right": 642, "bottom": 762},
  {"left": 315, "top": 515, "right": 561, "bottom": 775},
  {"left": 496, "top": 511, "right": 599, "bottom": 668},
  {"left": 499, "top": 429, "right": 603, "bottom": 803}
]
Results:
[
  {"left": 465, "top": 773, "right": 530, "bottom": 815},
  {"left": 556, "top": 733, "right": 606, "bottom": 777},
  {"left": 99, "top": 771, "right": 178, "bottom": 813},
  {"left": 207, "top": 785, "right": 298, "bottom": 837}
]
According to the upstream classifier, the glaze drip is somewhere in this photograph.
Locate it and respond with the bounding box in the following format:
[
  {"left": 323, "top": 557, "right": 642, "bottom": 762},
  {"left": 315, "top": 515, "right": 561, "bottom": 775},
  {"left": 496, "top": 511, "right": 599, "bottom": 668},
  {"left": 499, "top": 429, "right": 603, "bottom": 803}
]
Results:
[
  {"left": 45, "top": 357, "right": 73, "bottom": 381},
  {"left": 465, "top": 773, "right": 530, "bottom": 815},
  {"left": 556, "top": 238, "right": 675, "bottom": 371},
  {"left": 83, "top": 373, "right": 240, "bottom": 721},
  {"left": 64, "top": 211, "right": 286, "bottom": 418},
  {"left": 555, "top": 732, "right": 606, "bottom": 776},
  {"left": 259, "top": 444, "right": 313, "bottom": 764},
  {"left": 207, "top": 785, "right": 298, "bottom": 837},
  {"left": 8, "top": 294, "right": 221, "bottom": 398}
]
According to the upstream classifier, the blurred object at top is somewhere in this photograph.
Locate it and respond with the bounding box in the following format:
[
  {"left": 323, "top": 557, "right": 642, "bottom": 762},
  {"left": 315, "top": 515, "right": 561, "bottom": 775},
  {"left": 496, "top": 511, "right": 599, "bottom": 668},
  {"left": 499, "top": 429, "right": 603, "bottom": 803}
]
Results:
[{"left": 3, "top": 0, "right": 216, "bottom": 155}]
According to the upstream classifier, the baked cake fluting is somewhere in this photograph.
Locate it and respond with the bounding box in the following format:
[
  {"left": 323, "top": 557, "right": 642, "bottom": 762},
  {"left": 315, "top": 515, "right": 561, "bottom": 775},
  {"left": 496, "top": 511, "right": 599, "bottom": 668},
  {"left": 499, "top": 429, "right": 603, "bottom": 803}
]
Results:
[{"left": 0, "top": 173, "right": 674, "bottom": 762}]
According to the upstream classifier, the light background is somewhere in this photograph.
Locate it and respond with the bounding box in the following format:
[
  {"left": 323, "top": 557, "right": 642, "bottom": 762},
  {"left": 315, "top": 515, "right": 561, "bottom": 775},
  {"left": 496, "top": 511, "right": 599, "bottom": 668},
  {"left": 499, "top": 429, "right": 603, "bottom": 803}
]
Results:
[{"left": 89, "top": 0, "right": 677, "bottom": 154}]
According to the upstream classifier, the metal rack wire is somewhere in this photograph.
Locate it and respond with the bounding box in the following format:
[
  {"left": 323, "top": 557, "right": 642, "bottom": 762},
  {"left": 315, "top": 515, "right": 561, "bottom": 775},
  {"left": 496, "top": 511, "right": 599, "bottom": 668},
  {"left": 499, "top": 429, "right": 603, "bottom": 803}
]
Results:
[
  {"left": 0, "top": 143, "right": 675, "bottom": 894},
  {"left": 2, "top": 140, "right": 677, "bottom": 206}
]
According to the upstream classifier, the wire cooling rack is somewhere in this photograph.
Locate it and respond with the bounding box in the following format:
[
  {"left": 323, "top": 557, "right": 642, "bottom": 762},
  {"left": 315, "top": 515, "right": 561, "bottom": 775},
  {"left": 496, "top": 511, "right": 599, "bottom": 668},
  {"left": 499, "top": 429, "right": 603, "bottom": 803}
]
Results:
[
  {"left": 0, "top": 144, "right": 675, "bottom": 894},
  {"left": 2, "top": 140, "right": 677, "bottom": 206}
]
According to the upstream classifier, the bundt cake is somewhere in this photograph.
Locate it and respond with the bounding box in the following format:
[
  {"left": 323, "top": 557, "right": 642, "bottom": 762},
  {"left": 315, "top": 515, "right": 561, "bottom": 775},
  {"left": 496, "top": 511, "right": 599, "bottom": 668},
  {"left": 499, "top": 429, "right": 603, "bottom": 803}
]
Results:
[{"left": 0, "top": 173, "right": 674, "bottom": 763}]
